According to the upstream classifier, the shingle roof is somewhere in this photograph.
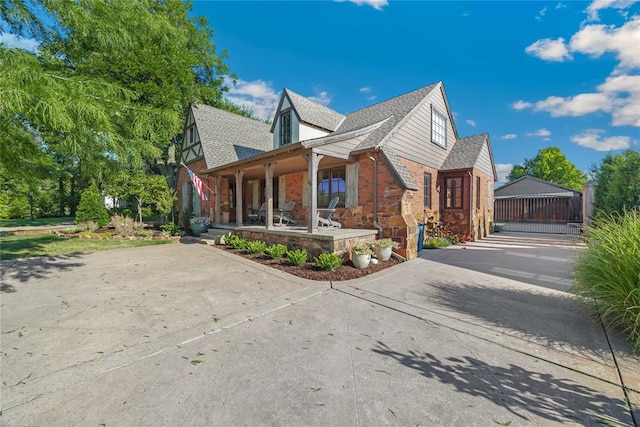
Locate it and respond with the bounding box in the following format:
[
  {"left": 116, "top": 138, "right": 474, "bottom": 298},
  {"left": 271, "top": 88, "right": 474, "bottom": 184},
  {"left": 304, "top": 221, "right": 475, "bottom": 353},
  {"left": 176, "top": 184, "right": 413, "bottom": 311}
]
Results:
[
  {"left": 441, "top": 134, "right": 487, "bottom": 171},
  {"left": 191, "top": 104, "right": 272, "bottom": 169},
  {"left": 380, "top": 147, "right": 419, "bottom": 190},
  {"left": 282, "top": 89, "right": 345, "bottom": 132},
  {"left": 331, "top": 83, "right": 439, "bottom": 151},
  {"left": 495, "top": 176, "right": 582, "bottom": 198}
]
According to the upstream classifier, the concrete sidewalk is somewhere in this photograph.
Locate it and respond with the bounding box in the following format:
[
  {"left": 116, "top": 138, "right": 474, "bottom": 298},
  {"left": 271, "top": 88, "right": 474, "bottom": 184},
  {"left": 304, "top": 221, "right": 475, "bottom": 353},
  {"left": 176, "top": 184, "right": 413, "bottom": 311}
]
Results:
[{"left": 1, "top": 236, "right": 638, "bottom": 426}]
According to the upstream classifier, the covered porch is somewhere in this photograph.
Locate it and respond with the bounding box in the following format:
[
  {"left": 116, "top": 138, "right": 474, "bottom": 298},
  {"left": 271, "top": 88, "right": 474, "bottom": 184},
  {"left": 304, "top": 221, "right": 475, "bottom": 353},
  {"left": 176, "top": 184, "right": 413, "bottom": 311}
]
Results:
[
  {"left": 202, "top": 120, "right": 386, "bottom": 235},
  {"left": 212, "top": 224, "right": 378, "bottom": 258}
]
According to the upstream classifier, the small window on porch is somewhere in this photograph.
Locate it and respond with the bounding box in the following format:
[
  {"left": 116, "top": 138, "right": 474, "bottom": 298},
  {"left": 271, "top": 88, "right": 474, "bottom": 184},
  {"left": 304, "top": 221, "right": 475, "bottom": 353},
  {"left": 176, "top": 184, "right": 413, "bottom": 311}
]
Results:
[{"left": 318, "top": 167, "right": 346, "bottom": 207}]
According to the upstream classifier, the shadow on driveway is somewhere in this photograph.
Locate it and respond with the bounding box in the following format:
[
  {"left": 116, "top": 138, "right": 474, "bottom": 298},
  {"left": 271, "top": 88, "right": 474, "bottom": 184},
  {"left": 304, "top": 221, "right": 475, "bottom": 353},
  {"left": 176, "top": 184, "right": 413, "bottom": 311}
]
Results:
[
  {"left": 373, "top": 341, "right": 630, "bottom": 426},
  {"left": 1, "top": 255, "right": 84, "bottom": 289}
]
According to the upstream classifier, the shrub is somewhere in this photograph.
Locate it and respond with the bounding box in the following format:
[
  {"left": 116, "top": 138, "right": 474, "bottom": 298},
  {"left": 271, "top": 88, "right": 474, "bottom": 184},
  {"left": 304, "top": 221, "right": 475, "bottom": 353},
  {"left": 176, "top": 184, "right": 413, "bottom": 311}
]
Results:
[
  {"left": 244, "top": 240, "right": 267, "bottom": 254},
  {"left": 264, "top": 244, "right": 288, "bottom": 259},
  {"left": 225, "top": 235, "right": 248, "bottom": 250},
  {"left": 314, "top": 253, "right": 343, "bottom": 271},
  {"left": 493, "top": 224, "right": 504, "bottom": 233},
  {"left": 286, "top": 249, "right": 308, "bottom": 266},
  {"left": 424, "top": 237, "right": 451, "bottom": 249},
  {"left": 76, "top": 221, "right": 98, "bottom": 232},
  {"left": 573, "top": 210, "right": 640, "bottom": 351},
  {"left": 96, "top": 232, "right": 113, "bottom": 238},
  {"left": 109, "top": 215, "right": 143, "bottom": 237},
  {"left": 136, "top": 229, "right": 153, "bottom": 238},
  {"left": 140, "top": 207, "right": 153, "bottom": 219},
  {"left": 160, "top": 222, "right": 179, "bottom": 236},
  {"left": 75, "top": 183, "right": 109, "bottom": 227},
  {"left": 351, "top": 243, "right": 372, "bottom": 256}
]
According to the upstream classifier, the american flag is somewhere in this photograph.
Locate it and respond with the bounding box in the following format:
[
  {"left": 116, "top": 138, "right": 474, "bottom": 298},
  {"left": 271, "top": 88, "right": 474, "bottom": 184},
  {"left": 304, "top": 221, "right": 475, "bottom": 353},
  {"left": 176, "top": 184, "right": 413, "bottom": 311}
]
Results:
[{"left": 186, "top": 166, "right": 208, "bottom": 201}]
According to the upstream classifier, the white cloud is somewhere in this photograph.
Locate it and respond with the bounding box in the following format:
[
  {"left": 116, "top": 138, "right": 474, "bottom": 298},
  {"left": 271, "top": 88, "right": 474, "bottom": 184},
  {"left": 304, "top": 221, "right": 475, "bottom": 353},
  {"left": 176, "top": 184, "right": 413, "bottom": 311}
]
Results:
[
  {"left": 466, "top": 119, "right": 477, "bottom": 127},
  {"left": 500, "top": 134, "right": 518, "bottom": 139},
  {"left": 0, "top": 33, "right": 39, "bottom": 52},
  {"left": 586, "top": 0, "right": 640, "bottom": 21},
  {"left": 570, "top": 129, "right": 632, "bottom": 150},
  {"left": 532, "top": 93, "right": 613, "bottom": 116},
  {"left": 224, "top": 78, "right": 280, "bottom": 120},
  {"left": 570, "top": 16, "right": 640, "bottom": 71},
  {"left": 512, "top": 100, "right": 533, "bottom": 110},
  {"left": 359, "top": 86, "right": 372, "bottom": 93},
  {"left": 495, "top": 164, "right": 514, "bottom": 183},
  {"left": 336, "top": 0, "right": 388, "bottom": 11},
  {"left": 525, "top": 38, "right": 572, "bottom": 61},
  {"left": 556, "top": 2, "right": 567, "bottom": 9},
  {"left": 309, "top": 89, "right": 332, "bottom": 106},
  {"left": 527, "top": 128, "right": 552, "bottom": 137},
  {"left": 536, "top": 7, "right": 548, "bottom": 20},
  {"left": 367, "top": 95, "right": 377, "bottom": 101}
]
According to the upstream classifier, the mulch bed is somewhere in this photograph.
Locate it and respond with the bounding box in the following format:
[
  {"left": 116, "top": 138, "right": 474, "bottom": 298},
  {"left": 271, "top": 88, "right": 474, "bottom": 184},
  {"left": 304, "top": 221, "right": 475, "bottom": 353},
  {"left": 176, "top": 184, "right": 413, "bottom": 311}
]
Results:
[{"left": 215, "top": 246, "right": 401, "bottom": 281}]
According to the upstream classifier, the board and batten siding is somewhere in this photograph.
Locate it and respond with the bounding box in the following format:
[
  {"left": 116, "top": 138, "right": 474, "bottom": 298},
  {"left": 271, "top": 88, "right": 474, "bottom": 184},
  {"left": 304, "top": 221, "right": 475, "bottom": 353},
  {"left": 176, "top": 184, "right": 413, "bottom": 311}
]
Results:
[
  {"left": 475, "top": 142, "right": 494, "bottom": 178},
  {"left": 385, "top": 85, "right": 456, "bottom": 170}
]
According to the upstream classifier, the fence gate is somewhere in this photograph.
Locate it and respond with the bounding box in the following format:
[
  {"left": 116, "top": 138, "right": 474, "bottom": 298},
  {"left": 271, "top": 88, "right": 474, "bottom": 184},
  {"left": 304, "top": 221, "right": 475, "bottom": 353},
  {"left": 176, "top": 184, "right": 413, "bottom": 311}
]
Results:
[{"left": 494, "top": 196, "right": 583, "bottom": 234}]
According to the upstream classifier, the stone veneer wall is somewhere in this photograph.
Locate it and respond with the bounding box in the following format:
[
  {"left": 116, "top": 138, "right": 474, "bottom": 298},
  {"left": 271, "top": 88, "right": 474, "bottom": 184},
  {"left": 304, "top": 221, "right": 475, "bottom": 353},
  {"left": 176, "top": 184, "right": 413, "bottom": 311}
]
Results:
[{"left": 233, "top": 229, "right": 377, "bottom": 260}]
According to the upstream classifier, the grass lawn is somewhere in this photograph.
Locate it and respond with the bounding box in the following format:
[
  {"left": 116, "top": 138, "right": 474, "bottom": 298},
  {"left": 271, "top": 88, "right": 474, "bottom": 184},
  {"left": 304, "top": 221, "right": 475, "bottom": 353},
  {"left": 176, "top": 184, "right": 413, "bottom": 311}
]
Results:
[
  {"left": 0, "top": 233, "right": 175, "bottom": 260},
  {"left": 0, "top": 217, "right": 75, "bottom": 227}
]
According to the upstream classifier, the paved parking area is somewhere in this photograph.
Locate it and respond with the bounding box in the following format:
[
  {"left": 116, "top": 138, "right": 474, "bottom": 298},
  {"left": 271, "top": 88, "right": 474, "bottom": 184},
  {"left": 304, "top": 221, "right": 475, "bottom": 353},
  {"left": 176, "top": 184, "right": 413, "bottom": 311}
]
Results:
[{"left": 1, "top": 234, "right": 638, "bottom": 426}]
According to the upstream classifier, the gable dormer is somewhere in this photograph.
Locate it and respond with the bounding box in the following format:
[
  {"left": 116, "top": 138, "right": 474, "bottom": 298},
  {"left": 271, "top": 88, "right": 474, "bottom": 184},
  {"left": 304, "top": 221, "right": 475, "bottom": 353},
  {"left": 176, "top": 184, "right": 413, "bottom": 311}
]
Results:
[
  {"left": 270, "top": 89, "right": 345, "bottom": 149},
  {"left": 181, "top": 107, "right": 204, "bottom": 164}
]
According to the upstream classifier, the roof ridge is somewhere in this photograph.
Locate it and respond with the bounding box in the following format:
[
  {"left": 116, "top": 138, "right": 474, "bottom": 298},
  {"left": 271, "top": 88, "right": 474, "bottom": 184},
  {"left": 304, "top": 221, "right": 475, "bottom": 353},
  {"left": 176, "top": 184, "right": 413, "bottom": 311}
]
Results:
[
  {"left": 283, "top": 88, "right": 344, "bottom": 115},
  {"left": 192, "top": 103, "right": 269, "bottom": 126},
  {"left": 345, "top": 82, "right": 439, "bottom": 115}
]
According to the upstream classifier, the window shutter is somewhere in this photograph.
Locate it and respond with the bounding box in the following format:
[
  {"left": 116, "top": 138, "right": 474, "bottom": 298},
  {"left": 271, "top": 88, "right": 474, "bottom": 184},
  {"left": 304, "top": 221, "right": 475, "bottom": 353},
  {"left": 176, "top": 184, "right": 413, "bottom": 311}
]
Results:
[
  {"left": 345, "top": 163, "right": 359, "bottom": 208},
  {"left": 193, "top": 184, "right": 201, "bottom": 215},
  {"left": 182, "top": 182, "right": 188, "bottom": 212},
  {"left": 279, "top": 175, "right": 287, "bottom": 206},
  {"left": 302, "top": 172, "right": 309, "bottom": 208}
]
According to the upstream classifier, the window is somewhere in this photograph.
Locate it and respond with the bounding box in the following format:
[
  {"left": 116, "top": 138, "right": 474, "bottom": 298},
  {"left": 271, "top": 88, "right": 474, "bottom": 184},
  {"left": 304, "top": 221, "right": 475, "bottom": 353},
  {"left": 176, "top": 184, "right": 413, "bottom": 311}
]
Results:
[
  {"left": 280, "top": 110, "right": 291, "bottom": 146},
  {"left": 431, "top": 108, "right": 447, "bottom": 148},
  {"left": 476, "top": 176, "right": 481, "bottom": 209},
  {"left": 445, "top": 177, "right": 463, "bottom": 209},
  {"left": 423, "top": 173, "right": 432, "bottom": 209},
  {"left": 317, "top": 167, "right": 346, "bottom": 207}
]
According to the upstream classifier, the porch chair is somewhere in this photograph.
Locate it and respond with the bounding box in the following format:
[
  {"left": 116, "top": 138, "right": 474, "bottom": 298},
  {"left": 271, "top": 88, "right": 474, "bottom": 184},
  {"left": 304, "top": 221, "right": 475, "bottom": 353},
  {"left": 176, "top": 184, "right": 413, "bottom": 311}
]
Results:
[
  {"left": 317, "top": 197, "right": 342, "bottom": 229},
  {"left": 248, "top": 202, "right": 266, "bottom": 223},
  {"left": 275, "top": 201, "right": 297, "bottom": 225}
]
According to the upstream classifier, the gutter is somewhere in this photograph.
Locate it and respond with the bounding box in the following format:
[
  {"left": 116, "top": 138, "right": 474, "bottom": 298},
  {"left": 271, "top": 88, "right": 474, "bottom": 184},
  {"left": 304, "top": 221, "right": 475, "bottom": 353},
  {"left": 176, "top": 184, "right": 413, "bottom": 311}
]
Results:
[{"left": 370, "top": 153, "right": 383, "bottom": 237}]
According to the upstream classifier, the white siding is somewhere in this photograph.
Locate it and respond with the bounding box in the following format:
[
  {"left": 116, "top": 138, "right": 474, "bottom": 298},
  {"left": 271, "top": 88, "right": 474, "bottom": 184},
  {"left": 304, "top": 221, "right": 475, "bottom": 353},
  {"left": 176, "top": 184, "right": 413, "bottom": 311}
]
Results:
[
  {"left": 299, "top": 123, "right": 329, "bottom": 142},
  {"left": 475, "top": 142, "right": 494, "bottom": 178},
  {"left": 386, "top": 85, "right": 456, "bottom": 170}
]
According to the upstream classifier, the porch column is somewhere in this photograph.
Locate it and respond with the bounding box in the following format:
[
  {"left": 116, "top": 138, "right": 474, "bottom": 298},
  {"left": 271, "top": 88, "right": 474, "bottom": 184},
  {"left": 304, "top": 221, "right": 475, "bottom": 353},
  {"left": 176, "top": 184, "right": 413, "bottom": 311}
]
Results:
[
  {"left": 305, "top": 152, "right": 324, "bottom": 233},
  {"left": 234, "top": 170, "right": 244, "bottom": 226},
  {"left": 214, "top": 175, "right": 221, "bottom": 225},
  {"left": 264, "top": 163, "right": 275, "bottom": 230}
]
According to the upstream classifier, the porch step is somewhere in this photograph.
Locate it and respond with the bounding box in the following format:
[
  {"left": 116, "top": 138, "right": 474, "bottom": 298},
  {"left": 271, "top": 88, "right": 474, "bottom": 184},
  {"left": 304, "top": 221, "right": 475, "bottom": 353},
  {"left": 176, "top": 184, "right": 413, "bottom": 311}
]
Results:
[{"left": 195, "top": 229, "right": 232, "bottom": 246}]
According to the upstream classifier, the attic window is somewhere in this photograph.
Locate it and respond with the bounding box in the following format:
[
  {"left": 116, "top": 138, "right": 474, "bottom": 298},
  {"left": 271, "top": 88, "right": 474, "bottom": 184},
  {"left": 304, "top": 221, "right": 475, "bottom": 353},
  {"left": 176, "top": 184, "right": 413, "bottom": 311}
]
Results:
[
  {"left": 280, "top": 110, "right": 292, "bottom": 146},
  {"left": 431, "top": 108, "right": 447, "bottom": 148}
]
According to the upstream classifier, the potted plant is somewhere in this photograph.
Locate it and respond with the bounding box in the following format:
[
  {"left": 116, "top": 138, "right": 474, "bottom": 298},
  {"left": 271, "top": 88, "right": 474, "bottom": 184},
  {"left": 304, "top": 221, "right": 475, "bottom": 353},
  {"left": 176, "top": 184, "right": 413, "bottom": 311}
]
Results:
[
  {"left": 351, "top": 243, "right": 372, "bottom": 269},
  {"left": 189, "top": 216, "right": 211, "bottom": 236},
  {"left": 371, "top": 238, "right": 397, "bottom": 261}
]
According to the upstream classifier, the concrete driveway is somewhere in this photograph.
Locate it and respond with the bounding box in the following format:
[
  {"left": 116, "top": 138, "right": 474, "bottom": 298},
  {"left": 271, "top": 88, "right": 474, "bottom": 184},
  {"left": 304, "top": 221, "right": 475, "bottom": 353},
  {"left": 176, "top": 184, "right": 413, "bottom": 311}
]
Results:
[{"left": 1, "top": 234, "right": 638, "bottom": 426}]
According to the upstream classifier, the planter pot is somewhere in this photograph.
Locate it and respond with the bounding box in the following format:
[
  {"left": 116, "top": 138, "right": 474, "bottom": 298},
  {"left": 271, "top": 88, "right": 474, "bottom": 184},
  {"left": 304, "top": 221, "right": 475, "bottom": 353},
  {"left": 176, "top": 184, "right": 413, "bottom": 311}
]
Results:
[
  {"left": 191, "top": 222, "right": 207, "bottom": 236},
  {"left": 352, "top": 253, "right": 371, "bottom": 269},
  {"left": 374, "top": 246, "right": 393, "bottom": 261}
]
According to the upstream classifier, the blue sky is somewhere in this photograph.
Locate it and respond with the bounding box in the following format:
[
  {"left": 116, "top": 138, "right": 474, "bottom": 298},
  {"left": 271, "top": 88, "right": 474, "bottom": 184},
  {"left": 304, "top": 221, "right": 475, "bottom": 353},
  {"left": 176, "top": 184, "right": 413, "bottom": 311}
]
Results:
[{"left": 191, "top": 0, "right": 640, "bottom": 184}]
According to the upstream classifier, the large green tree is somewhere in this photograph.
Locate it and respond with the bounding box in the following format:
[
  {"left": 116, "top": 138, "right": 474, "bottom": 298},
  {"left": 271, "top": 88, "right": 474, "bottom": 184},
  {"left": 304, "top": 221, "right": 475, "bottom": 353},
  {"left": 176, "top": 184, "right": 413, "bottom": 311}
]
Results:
[
  {"left": 1, "top": 0, "right": 230, "bottom": 182},
  {"left": 507, "top": 146, "right": 587, "bottom": 190},
  {"left": 593, "top": 150, "right": 640, "bottom": 215}
]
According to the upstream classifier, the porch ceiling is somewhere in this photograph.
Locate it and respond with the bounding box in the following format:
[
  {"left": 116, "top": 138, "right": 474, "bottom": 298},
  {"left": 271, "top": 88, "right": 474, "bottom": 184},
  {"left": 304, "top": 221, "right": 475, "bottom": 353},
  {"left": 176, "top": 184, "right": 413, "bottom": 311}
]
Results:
[{"left": 207, "top": 152, "right": 351, "bottom": 180}]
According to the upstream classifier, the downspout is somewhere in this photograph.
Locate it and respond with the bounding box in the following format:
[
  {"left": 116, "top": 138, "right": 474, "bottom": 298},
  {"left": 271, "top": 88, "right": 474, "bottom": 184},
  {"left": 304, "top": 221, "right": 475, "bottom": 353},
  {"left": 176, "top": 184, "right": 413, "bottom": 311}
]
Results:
[
  {"left": 370, "top": 153, "right": 383, "bottom": 236},
  {"left": 468, "top": 171, "right": 474, "bottom": 237}
]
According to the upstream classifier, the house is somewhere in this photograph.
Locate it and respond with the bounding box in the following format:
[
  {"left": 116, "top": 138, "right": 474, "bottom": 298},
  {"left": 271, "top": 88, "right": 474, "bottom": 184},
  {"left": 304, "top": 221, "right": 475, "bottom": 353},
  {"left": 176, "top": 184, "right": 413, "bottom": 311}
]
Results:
[
  {"left": 178, "top": 82, "right": 497, "bottom": 260},
  {"left": 494, "top": 175, "right": 582, "bottom": 234}
]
